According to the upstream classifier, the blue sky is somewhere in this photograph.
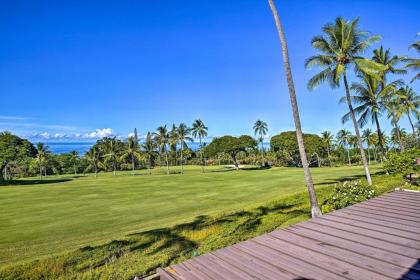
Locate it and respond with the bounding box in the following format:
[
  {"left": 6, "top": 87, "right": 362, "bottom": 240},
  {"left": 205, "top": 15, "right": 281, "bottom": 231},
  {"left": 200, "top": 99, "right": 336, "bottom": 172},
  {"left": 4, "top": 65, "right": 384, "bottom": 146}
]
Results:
[{"left": 0, "top": 0, "right": 419, "bottom": 141}]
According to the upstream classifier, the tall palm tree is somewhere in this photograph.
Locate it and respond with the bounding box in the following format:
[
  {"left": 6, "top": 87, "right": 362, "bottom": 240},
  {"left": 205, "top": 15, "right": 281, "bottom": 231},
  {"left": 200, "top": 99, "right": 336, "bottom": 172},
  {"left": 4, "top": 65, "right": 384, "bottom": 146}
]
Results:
[
  {"left": 253, "top": 120, "right": 268, "bottom": 166},
  {"left": 177, "top": 123, "right": 193, "bottom": 174},
  {"left": 143, "top": 132, "right": 155, "bottom": 175},
  {"left": 85, "top": 147, "right": 102, "bottom": 178},
  {"left": 372, "top": 46, "right": 406, "bottom": 86},
  {"left": 154, "top": 125, "right": 170, "bottom": 174},
  {"left": 337, "top": 129, "right": 352, "bottom": 166},
  {"left": 268, "top": 0, "right": 321, "bottom": 217},
  {"left": 403, "top": 34, "right": 420, "bottom": 83},
  {"left": 69, "top": 150, "right": 79, "bottom": 175},
  {"left": 341, "top": 73, "right": 401, "bottom": 159},
  {"left": 385, "top": 89, "right": 406, "bottom": 152},
  {"left": 362, "top": 128, "right": 373, "bottom": 163},
  {"left": 103, "top": 137, "right": 120, "bottom": 176},
  {"left": 398, "top": 86, "right": 420, "bottom": 134},
  {"left": 391, "top": 127, "right": 406, "bottom": 151},
  {"left": 169, "top": 124, "right": 178, "bottom": 166},
  {"left": 36, "top": 143, "right": 50, "bottom": 179},
  {"left": 191, "top": 119, "right": 208, "bottom": 173},
  {"left": 120, "top": 137, "right": 142, "bottom": 176},
  {"left": 321, "top": 131, "right": 333, "bottom": 158},
  {"left": 305, "top": 17, "right": 382, "bottom": 186}
]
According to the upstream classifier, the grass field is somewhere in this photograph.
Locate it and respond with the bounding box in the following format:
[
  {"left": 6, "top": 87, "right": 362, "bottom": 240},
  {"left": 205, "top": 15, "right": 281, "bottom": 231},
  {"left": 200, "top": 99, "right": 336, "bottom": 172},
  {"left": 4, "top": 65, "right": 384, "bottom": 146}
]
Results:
[{"left": 0, "top": 164, "right": 398, "bottom": 279}]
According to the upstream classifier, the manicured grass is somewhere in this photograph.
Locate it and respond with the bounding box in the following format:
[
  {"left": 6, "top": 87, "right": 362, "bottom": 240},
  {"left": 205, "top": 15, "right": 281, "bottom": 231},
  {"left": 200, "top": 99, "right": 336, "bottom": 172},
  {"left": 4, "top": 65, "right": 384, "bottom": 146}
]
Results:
[{"left": 0, "top": 165, "right": 389, "bottom": 277}]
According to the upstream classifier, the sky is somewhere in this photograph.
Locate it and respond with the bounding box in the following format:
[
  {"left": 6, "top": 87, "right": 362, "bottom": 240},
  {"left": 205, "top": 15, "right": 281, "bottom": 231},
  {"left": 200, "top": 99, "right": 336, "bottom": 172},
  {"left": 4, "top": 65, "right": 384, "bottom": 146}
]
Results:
[{"left": 0, "top": 0, "right": 419, "bottom": 142}]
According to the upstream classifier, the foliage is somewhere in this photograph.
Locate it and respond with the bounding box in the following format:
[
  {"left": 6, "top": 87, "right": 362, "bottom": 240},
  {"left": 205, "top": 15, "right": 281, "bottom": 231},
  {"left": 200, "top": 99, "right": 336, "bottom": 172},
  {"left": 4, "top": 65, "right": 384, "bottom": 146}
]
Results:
[
  {"left": 321, "top": 180, "right": 377, "bottom": 213},
  {"left": 270, "top": 131, "right": 324, "bottom": 167},
  {"left": 383, "top": 149, "right": 420, "bottom": 179}
]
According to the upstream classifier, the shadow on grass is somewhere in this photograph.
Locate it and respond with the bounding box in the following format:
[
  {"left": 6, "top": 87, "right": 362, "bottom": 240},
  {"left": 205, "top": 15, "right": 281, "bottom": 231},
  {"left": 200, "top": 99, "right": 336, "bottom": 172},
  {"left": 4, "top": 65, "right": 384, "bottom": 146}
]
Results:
[{"left": 0, "top": 178, "right": 73, "bottom": 186}]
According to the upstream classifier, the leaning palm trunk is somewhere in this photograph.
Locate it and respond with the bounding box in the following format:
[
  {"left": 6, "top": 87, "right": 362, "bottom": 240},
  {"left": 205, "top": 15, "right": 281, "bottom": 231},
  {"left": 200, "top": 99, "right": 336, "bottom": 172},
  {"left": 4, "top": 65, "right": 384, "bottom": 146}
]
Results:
[
  {"left": 268, "top": 0, "right": 321, "bottom": 217},
  {"left": 407, "top": 113, "right": 416, "bottom": 135},
  {"left": 343, "top": 74, "right": 372, "bottom": 185}
]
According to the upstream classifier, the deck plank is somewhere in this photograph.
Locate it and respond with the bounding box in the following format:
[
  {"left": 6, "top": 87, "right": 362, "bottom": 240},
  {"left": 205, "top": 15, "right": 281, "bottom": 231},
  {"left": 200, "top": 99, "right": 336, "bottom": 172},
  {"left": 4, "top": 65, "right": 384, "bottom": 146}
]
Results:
[{"left": 158, "top": 191, "right": 420, "bottom": 280}]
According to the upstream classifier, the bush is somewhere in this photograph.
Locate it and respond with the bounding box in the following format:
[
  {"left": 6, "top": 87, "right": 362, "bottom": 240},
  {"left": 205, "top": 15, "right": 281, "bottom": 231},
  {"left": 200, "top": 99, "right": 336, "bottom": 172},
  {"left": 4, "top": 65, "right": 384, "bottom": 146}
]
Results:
[
  {"left": 383, "top": 149, "right": 420, "bottom": 180},
  {"left": 321, "top": 181, "right": 376, "bottom": 213}
]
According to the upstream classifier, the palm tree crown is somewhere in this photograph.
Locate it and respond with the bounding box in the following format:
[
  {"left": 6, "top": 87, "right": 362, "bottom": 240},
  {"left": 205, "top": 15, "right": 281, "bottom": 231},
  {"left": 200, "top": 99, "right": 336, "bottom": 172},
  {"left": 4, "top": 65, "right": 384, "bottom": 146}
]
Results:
[{"left": 191, "top": 119, "right": 208, "bottom": 172}]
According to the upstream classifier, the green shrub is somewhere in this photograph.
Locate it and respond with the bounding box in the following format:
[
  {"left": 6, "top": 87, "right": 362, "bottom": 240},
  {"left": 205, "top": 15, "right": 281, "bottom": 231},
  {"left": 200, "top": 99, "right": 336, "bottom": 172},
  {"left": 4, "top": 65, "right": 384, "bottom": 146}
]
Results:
[
  {"left": 383, "top": 149, "right": 420, "bottom": 179},
  {"left": 321, "top": 181, "right": 376, "bottom": 213}
]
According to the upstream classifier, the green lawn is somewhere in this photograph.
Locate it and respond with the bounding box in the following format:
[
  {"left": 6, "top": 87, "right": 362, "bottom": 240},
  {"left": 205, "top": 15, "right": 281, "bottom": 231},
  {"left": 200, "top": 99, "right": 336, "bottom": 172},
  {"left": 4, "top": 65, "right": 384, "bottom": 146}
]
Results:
[{"left": 0, "top": 164, "right": 383, "bottom": 268}]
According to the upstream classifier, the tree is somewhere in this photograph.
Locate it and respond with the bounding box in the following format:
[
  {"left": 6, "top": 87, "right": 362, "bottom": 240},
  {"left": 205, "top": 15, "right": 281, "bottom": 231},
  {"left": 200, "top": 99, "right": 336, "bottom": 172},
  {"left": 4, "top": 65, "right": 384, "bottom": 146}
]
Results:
[
  {"left": 391, "top": 127, "right": 406, "bottom": 151},
  {"left": 103, "top": 137, "right": 121, "bottom": 176},
  {"left": 337, "top": 129, "right": 352, "bottom": 166},
  {"left": 169, "top": 124, "right": 178, "bottom": 166},
  {"left": 385, "top": 89, "right": 406, "bottom": 152},
  {"left": 305, "top": 17, "right": 382, "bottom": 186},
  {"left": 321, "top": 131, "right": 333, "bottom": 158},
  {"left": 36, "top": 143, "right": 50, "bottom": 179},
  {"left": 341, "top": 73, "right": 401, "bottom": 159},
  {"left": 403, "top": 34, "right": 420, "bottom": 83},
  {"left": 154, "top": 126, "right": 170, "bottom": 174},
  {"left": 268, "top": 0, "right": 322, "bottom": 217},
  {"left": 398, "top": 86, "right": 420, "bottom": 134},
  {"left": 372, "top": 46, "right": 407, "bottom": 85},
  {"left": 69, "top": 150, "right": 79, "bottom": 175},
  {"left": 142, "top": 132, "right": 155, "bottom": 175},
  {"left": 120, "top": 137, "right": 142, "bottom": 175},
  {"left": 362, "top": 129, "right": 374, "bottom": 163},
  {"left": 191, "top": 119, "right": 208, "bottom": 173},
  {"left": 204, "top": 135, "right": 257, "bottom": 169},
  {"left": 0, "top": 132, "right": 36, "bottom": 182},
  {"left": 84, "top": 147, "right": 102, "bottom": 178},
  {"left": 177, "top": 123, "right": 193, "bottom": 174},
  {"left": 253, "top": 120, "right": 268, "bottom": 166},
  {"left": 133, "top": 128, "right": 139, "bottom": 150}
]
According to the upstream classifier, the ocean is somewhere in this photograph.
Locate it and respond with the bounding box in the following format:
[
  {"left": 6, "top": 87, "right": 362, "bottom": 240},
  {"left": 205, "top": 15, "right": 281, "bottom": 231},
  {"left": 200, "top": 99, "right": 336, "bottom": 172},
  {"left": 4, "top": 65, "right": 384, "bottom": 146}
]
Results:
[{"left": 40, "top": 141, "right": 271, "bottom": 155}]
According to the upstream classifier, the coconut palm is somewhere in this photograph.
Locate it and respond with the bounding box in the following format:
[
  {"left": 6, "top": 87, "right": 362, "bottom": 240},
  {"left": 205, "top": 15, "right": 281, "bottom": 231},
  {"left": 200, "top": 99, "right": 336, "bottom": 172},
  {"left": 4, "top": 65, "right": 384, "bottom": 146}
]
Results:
[
  {"left": 341, "top": 73, "right": 401, "bottom": 159},
  {"left": 253, "top": 120, "right": 268, "bottom": 166},
  {"left": 398, "top": 86, "right": 420, "bottom": 134},
  {"left": 69, "top": 150, "right": 79, "bottom": 175},
  {"left": 142, "top": 132, "right": 155, "bottom": 175},
  {"left": 362, "top": 129, "right": 374, "bottom": 163},
  {"left": 391, "top": 127, "right": 406, "bottom": 151},
  {"left": 305, "top": 17, "right": 383, "bottom": 185},
  {"left": 337, "top": 129, "right": 352, "bottom": 166},
  {"left": 268, "top": 0, "right": 321, "bottom": 217},
  {"left": 84, "top": 147, "right": 102, "bottom": 178},
  {"left": 36, "top": 143, "right": 50, "bottom": 179},
  {"left": 120, "top": 137, "right": 142, "bottom": 176},
  {"left": 372, "top": 46, "right": 407, "bottom": 85},
  {"left": 169, "top": 124, "right": 178, "bottom": 166},
  {"left": 321, "top": 131, "right": 334, "bottom": 158},
  {"left": 191, "top": 119, "right": 208, "bottom": 173},
  {"left": 154, "top": 125, "right": 170, "bottom": 174},
  {"left": 384, "top": 89, "right": 406, "bottom": 152},
  {"left": 177, "top": 123, "right": 193, "bottom": 174},
  {"left": 103, "top": 137, "right": 120, "bottom": 176},
  {"left": 403, "top": 34, "right": 420, "bottom": 83}
]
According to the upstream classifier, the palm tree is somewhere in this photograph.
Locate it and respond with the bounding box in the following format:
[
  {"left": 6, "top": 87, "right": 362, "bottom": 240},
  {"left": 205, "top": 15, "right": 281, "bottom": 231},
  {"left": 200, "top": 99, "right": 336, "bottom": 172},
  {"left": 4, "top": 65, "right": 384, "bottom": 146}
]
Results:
[
  {"left": 337, "top": 129, "right": 352, "bottom": 166},
  {"left": 69, "top": 150, "right": 79, "bottom": 175},
  {"left": 372, "top": 46, "right": 406, "bottom": 85},
  {"left": 143, "top": 132, "right": 155, "bottom": 175},
  {"left": 341, "top": 73, "right": 401, "bottom": 159},
  {"left": 305, "top": 17, "right": 382, "bottom": 186},
  {"left": 36, "top": 143, "right": 49, "bottom": 179},
  {"left": 268, "top": 0, "right": 321, "bottom": 217},
  {"left": 253, "top": 120, "right": 268, "bottom": 166},
  {"left": 362, "top": 129, "right": 373, "bottom": 163},
  {"left": 403, "top": 34, "right": 420, "bottom": 83},
  {"left": 391, "top": 127, "right": 406, "bottom": 151},
  {"left": 177, "top": 123, "right": 193, "bottom": 174},
  {"left": 169, "top": 124, "right": 178, "bottom": 166},
  {"left": 398, "top": 86, "right": 420, "bottom": 134},
  {"left": 154, "top": 125, "right": 170, "bottom": 174},
  {"left": 321, "top": 131, "right": 333, "bottom": 158},
  {"left": 120, "top": 137, "right": 142, "bottom": 176},
  {"left": 103, "top": 137, "right": 120, "bottom": 176},
  {"left": 385, "top": 89, "right": 406, "bottom": 152},
  {"left": 85, "top": 147, "right": 102, "bottom": 178},
  {"left": 191, "top": 119, "right": 208, "bottom": 173}
]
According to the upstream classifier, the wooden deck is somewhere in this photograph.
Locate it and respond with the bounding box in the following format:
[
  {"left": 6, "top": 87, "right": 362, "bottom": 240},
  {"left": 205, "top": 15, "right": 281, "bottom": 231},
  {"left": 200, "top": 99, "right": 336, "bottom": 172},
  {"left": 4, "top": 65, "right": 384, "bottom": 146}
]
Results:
[{"left": 156, "top": 191, "right": 420, "bottom": 280}]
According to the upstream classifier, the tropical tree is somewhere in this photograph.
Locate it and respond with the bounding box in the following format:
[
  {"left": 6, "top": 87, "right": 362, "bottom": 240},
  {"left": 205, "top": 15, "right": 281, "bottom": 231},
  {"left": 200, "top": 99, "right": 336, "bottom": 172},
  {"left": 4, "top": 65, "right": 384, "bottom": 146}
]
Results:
[
  {"left": 84, "top": 147, "right": 102, "bottom": 178},
  {"left": 320, "top": 131, "right": 333, "bottom": 158},
  {"left": 154, "top": 125, "right": 170, "bottom": 174},
  {"left": 385, "top": 89, "right": 406, "bottom": 152},
  {"left": 36, "top": 143, "right": 50, "bottom": 179},
  {"left": 391, "top": 127, "right": 406, "bottom": 151},
  {"left": 103, "top": 137, "right": 120, "bottom": 176},
  {"left": 398, "top": 86, "right": 420, "bottom": 134},
  {"left": 69, "top": 150, "right": 79, "bottom": 175},
  {"left": 305, "top": 17, "right": 382, "bottom": 186},
  {"left": 191, "top": 119, "right": 208, "bottom": 173},
  {"left": 403, "top": 33, "right": 420, "bottom": 83},
  {"left": 337, "top": 129, "right": 352, "bottom": 166},
  {"left": 169, "top": 124, "right": 178, "bottom": 166},
  {"left": 120, "top": 137, "right": 142, "bottom": 175},
  {"left": 362, "top": 128, "right": 374, "bottom": 163},
  {"left": 372, "top": 46, "right": 406, "bottom": 85},
  {"left": 142, "top": 132, "right": 155, "bottom": 175},
  {"left": 341, "top": 73, "right": 401, "bottom": 159},
  {"left": 268, "top": 0, "right": 321, "bottom": 217},
  {"left": 253, "top": 120, "right": 268, "bottom": 166},
  {"left": 177, "top": 123, "right": 193, "bottom": 174}
]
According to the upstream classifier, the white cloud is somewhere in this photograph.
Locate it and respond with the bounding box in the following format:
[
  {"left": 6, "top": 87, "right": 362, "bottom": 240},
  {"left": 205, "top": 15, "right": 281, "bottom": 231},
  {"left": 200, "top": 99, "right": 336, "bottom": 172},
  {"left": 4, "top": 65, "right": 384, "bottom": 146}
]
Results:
[
  {"left": 128, "top": 132, "right": 135, "bottom": 138},
  {"left": 84, "top": 128, "right": 115, "bottom": 139}
]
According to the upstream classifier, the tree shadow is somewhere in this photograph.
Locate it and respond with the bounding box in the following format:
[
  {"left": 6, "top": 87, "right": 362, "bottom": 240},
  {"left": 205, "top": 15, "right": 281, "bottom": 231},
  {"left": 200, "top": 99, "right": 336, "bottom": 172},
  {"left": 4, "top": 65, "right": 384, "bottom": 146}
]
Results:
[{"left": 0, "top": 178, "right": 73, "bottom": 186}]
